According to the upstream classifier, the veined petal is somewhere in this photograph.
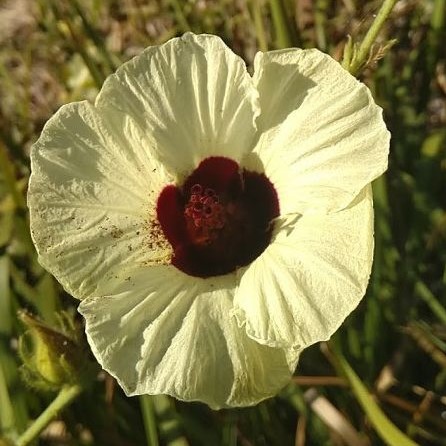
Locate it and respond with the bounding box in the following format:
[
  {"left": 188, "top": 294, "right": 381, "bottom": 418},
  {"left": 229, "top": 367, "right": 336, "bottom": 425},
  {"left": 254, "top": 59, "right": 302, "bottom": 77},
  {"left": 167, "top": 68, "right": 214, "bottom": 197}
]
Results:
[
  {"left": 251, "top": 48, "right": 389, "bottom": 215},
  {"left": 95, "top": 33, "right": 260, "bottom": 179},
  {"left": 233, "top": 186, "right": 373, "bottom": 348},
  {"left": 28, "top": 101, "right": 172, "bottom": 300},
  {"left": 78, "top": 266, "right": 299, "bottom": 409}
]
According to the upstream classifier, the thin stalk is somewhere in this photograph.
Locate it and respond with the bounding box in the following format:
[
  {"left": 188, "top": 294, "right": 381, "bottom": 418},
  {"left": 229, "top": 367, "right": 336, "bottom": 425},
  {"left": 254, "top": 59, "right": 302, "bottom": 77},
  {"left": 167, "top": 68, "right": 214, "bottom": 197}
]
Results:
[
  {"left": 9, "top": 260, "right": 40, "bottom": 304},
  {"left": 71, "top": 0, "right": 118, "bottom": 74},
  {"left": 431, "top": 0, "right": 446, "bottom": 31},
  {"left": 151, "top": 395, "right": 189, "bottom": 445},
  {"left": 380, "top": 393, "right": 446, "bottom": 433},
  {"left": 348, "top": 0, "right": 398, "bottom": 76},
  {"left": 251, "top": 0, "right": 268, "bottom": 52},
  {"left": 0, "top": 345, "right": 16, "bottom": 437},
  {"left": 314, "top": 0, "right": 329, "bottom": 51},
  {"left": 0, "top": 256, "right": 11, "bottom": 336},
  {"left": 64, "top": 19, "right": 106, "bottom": 88},
  {"left": 426, "top": 0, "right": 446, "bottom": 74},
  {"left": 222, "top": 411, "right": 238, "bottom": 446},
  {"left": 48, "top": 1, "right": 105, "bottom": 89},
  {"left": 16, "top": 384, "right": 82, "bottom": 446},
  {"left": 140, "top": 396, "right": 159, "bottom": 446},
  {"left": 342, "top": 35, "right": 354, "bottom": 70},
  {"left": 170, "top": 0, "right": 191, "bottom": 33},
  {"left": 404, "top": 323, "right": 446, "bottom": 369},
  {"left": 415, "top": 281, "right": 446, "bottom": 325},
  {"left": 269, "top": 0, "right": 293, "bottom": 49}
]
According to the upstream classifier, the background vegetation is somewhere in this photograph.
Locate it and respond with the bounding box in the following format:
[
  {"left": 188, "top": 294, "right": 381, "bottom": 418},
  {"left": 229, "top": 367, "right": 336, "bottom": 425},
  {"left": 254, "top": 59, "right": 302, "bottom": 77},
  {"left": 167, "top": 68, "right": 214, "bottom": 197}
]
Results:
[{"left": 0, "top": 0, "right": 445, "bottom": 445}]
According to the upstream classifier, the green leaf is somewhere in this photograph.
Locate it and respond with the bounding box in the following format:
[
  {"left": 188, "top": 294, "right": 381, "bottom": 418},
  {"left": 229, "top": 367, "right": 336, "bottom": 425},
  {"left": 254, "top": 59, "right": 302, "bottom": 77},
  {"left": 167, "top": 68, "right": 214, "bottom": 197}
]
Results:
[
  {"left": 0, "top": 350, "right": 16, "bottom": 439},
  {"left": 0, "top": 256, "right": 11, "bottom": 335},
  {"left": 335, "top": 352, "right": 419, "bottom": 446}
]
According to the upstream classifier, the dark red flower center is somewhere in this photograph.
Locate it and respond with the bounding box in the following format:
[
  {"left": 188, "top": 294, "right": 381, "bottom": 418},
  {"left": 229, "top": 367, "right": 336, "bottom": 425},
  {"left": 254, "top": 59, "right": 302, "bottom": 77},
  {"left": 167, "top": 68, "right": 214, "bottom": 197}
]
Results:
[{"left": 156, "top": 156, "right": 279, "bottom": 278}]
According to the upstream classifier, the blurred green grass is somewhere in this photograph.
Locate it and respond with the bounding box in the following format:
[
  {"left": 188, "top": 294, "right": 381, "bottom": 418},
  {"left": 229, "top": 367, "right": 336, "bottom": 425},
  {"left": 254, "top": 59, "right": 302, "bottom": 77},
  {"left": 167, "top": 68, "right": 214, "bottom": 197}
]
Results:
[{"left": 0, "top": 0, "right": 445, "bottom": 445}]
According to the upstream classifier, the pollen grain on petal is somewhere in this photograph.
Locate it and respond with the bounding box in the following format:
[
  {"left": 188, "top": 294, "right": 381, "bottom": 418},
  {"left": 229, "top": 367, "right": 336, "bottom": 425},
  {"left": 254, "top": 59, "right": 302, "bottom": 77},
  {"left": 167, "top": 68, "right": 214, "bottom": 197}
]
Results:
[{"left": 142, "top": 217, "right": 172, "bottom": 266}]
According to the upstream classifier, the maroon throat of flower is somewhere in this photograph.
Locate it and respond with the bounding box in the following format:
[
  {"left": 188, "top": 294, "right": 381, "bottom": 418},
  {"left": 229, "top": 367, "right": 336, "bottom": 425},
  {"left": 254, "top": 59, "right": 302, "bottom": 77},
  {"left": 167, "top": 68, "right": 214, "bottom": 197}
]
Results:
[{"left": 156, "top": 156, "right": 279, "bottom": 278}]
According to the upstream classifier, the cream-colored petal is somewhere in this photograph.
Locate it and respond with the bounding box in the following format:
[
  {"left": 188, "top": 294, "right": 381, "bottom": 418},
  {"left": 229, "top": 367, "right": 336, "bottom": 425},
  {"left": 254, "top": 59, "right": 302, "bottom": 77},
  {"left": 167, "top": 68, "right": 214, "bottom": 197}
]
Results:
[
  {"left": 79, "top": 266, "right": 299, "bottom": 409},
  {"left": 28, "top": 101, "right": 172, "bottom": 300},
  {"left": 95, "top": 33, "right": 260, "bottom": 180},
  {"left": 233, "top": 186, "right": 373, "bottom": 348},
  {"left": 250, "top": 49, "right": 389, "bottom": 215}
]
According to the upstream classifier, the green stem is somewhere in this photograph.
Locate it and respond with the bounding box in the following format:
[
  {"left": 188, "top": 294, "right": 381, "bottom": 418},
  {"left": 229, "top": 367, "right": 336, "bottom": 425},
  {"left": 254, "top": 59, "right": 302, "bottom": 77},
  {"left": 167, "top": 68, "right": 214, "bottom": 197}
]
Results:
[
  {"left": 415, "top": 280, "right": 446, "bottom": 325},
  {"left": 314, "top": 0, "right": 329, "bottom": 51},
  {"left": 348, "top": 0, "right": 398, "bottom": 76},
  {"left": 71, "top": 0, "right": 118, "bottom": 75},
  {"left": 427, "top": 0, "right": 445, "bottom": 74},
  {"left": 140, "top": 395, "right": 159, "bottom": 446},
  {"left": 64, "top": 19, "right": 106, "bottom": 89},
  {"left": 48, "top": 1, "right": 105, "bottom": 89},
  {"left": 16, "top": 384, "right": 82, "bottom": 446},
  {"left": 268, "top": 0, "right": 292, "bottom": 49},
  {"left": 170, "top": 0, "right": 191, "bottom": 33},
  {"left": 251, "top": 0, "right": 268, "bottom": 52},
  {"left": 222, "top": 411, "right": 238, "bottom": 446},
  {"left": 431, "top": 0, "right": 445, "bottom": 32}
]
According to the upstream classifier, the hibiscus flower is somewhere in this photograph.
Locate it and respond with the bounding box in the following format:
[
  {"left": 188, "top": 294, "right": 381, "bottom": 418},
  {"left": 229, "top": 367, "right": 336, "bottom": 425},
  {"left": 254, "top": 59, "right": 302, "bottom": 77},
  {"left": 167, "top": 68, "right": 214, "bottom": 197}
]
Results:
[{"left": 28, "top": 33, "right": 389, "bottom": 409}]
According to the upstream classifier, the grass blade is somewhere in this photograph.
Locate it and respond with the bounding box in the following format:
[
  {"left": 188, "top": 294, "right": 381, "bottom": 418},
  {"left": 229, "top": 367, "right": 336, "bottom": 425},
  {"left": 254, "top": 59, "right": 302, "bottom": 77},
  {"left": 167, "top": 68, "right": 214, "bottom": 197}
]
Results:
[{"left": 334, "top": 350, "right": 418, "bottom": 446}]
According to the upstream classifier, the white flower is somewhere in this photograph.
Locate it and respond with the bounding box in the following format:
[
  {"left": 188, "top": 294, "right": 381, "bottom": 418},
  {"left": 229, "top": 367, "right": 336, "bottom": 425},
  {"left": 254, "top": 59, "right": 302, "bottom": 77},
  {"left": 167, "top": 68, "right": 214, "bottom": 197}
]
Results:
[{"left": 28, "top": 33, "right": 390, "bottom": 409}]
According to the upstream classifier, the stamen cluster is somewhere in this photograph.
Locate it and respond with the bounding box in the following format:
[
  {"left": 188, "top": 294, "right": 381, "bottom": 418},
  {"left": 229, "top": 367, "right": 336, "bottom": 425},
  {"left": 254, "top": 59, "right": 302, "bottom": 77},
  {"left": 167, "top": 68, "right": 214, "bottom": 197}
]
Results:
[{"left": 184, "top": 184, "right": 225, "bottom": 236}]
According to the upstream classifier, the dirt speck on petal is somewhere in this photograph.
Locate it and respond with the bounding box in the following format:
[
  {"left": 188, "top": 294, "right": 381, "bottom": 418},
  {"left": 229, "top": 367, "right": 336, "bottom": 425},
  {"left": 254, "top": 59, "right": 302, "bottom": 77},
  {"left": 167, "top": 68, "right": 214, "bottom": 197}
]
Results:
[{"left": 110, "top": 226, "right": 124, "bottom": 239}]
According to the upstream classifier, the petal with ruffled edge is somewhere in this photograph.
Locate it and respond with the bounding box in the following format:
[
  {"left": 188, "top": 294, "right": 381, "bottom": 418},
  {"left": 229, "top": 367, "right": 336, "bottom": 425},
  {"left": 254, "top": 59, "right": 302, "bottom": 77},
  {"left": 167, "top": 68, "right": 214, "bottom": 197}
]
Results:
[
  {"left": 95, "top": 33, "right": 260, "bottom": 180},
  {"left": 249, "top": 49, "right": 389, "bottom": 215},
  {"left": 78, "top": 266, "right": 299, "bottom": 409},
  {"left": 232, "top": 186, "right": 373, "bottom": 349},
  {"left": 28, "top": 101, "right": 173, "bottom": 300}
]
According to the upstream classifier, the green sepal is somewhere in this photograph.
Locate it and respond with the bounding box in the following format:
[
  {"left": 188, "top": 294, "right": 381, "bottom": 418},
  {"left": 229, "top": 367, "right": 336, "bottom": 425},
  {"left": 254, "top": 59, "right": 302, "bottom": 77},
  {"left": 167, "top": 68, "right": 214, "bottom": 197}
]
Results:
[{"left": 18, "top": 310, "right": 96, "bottom": 393}]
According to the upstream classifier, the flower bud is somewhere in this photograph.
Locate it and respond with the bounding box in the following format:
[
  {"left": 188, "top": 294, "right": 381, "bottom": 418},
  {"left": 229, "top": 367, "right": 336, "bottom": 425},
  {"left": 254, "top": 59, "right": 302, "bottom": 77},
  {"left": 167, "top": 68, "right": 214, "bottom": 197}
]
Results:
[{"left": 18, "top": 310, "right": 94, "bottom": 391}]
